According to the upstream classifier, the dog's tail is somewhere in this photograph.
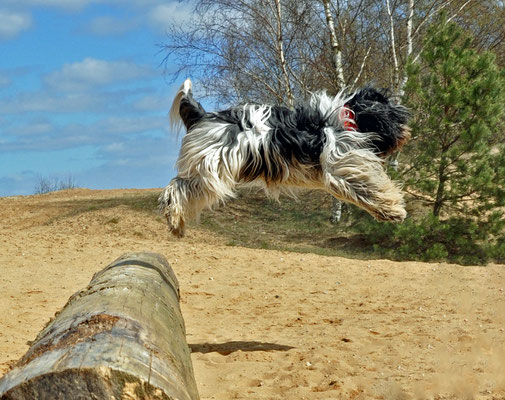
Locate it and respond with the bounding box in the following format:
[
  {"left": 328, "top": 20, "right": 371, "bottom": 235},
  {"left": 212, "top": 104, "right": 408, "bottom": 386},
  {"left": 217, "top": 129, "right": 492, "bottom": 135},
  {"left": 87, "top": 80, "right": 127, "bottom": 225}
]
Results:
[{"left": 169, "top": 78, "right": 206, "bottom": 133}]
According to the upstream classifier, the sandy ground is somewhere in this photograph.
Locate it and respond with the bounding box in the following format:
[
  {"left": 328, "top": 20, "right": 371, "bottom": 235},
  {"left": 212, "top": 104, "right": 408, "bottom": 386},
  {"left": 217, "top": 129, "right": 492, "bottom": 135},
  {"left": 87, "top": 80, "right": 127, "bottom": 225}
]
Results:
[{"left": 1, "top": 188, "right": 505, "bottom": 400}]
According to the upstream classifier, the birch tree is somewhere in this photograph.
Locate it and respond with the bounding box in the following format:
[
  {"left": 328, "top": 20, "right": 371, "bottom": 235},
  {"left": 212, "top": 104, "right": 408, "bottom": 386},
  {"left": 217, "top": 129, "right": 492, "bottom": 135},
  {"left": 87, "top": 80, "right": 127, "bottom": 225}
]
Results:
[
  {"left": 162, "top": 0, "right": 320, "bottom": 106},
  {"left": 274, "top": 0, "right": 295, "bottom": 106},
  {"left": 322, "top": 0, "right": 346, "bottom": 223},
  {"left": 324, "top": 0, "right": 473, "bottom": 222},
  {"left": 384, "top": 0, "right": 474, "bottom": 96},
  {"left": 320, "top": 0, "right": 377, "bottom": 222}
]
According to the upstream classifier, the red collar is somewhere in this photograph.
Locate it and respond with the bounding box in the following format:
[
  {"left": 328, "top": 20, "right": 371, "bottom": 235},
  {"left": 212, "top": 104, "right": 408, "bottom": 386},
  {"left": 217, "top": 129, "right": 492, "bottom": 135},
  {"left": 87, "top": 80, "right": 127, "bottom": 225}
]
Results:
[{"left": 342, "top": 105, "right": 358, "bottom": 130}]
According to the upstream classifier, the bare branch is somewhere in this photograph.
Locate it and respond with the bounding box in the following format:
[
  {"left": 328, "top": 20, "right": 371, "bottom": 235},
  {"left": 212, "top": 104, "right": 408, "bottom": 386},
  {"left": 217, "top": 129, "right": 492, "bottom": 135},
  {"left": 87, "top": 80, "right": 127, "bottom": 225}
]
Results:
[
  {"left": 446, "top": 0, "right": 473, "bottom": 22},
  {"left": 351, "top": 45, "right": 372, "bottom": 88}
]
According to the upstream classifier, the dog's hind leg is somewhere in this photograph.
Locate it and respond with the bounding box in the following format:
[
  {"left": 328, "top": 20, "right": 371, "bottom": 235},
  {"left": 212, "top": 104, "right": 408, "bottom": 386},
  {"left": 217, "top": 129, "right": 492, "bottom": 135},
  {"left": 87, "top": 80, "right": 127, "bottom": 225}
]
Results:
[
  {"left": 159, "top": 177, "right": 187, "bottom": 237},
  {"left": 159, "top": 175, "right": 236, "bottom": 237},
  {"left": 321, "top": 151, "right": 407, "bottom": 222}
]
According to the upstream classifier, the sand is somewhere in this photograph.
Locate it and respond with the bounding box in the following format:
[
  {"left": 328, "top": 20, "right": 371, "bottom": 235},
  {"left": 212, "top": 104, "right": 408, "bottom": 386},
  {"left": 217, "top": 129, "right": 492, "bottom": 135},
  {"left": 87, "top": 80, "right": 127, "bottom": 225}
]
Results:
[{"left": 1, "top": 188, "right": 504, "bottom": 399}]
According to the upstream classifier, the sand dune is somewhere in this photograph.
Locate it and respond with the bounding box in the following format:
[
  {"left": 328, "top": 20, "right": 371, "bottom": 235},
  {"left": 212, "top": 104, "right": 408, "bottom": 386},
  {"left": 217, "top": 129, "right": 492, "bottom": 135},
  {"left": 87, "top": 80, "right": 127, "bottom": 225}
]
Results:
[{"left": 1, "top": 189, "right": 504, "bottom": 399}]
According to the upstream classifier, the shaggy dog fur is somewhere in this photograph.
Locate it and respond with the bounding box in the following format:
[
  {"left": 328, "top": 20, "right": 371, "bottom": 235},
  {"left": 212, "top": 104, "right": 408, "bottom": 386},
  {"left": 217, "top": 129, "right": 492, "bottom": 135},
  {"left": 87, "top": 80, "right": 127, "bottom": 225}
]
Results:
[{"left": 160, "top": 79, "right": 410, "bottom": 237}]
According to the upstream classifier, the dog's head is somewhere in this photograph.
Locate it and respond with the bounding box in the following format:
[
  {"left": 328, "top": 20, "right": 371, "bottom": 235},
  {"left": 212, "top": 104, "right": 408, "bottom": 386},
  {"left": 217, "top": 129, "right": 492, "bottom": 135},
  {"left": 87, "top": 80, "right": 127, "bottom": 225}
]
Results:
[{"left": 346, "top": 87, "right": 410, "bottom": 156}]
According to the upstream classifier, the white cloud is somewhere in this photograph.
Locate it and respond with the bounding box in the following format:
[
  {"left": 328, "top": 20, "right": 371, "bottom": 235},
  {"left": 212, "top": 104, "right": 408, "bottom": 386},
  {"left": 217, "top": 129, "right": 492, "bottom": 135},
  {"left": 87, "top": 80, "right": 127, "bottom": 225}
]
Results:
[
  {"left": 0, "top": 91, "right": 110, "bottom": 114},
  {"left": 104, "top": 142, "right": 126, "bottom": 152},
  {"left": 32, "top": 0, "right": 93, "bottom": 6},
  {"left": 0, "top": 10, "right": 32, "bottom": 40},
  {"left": 5, "top": 119, "right": 53, "bottom": 136},
  {"left": 82, "top": 2, "right": 196, "bottom": 36},
  {"left": 3, "top": 0, "right": 175, "bottom": 12},
  {"left": 44, "top": 58, "right": 154, "bottom": 91},
  {"left": 0, "top": 85, "right": 162, "bottom": 115},
  {"left": 0, "top": 75, "right": 11, "bottom": 88},
  {"left": 2, "top": 0, "right": 97, "bottom": 11},
  {"left": 148, "top": 3, "right": 194, "bottom": 32},
  {"left": 1, "top": 1, "right": 194, "bottom": 36},
  {"left": 85, "top": 16, "right": 139, "bottom": 36},
  {"left": 96, "top": 115, "right": 168, "bottom": 135},
  {"left": 1, "top": 114, "right": 169, "bottom": 152},
  {"left": 0, "top": 171, "right": 40, "bottom": 197},
  {"left": 132, "top": 94, "right": 170, "bottom": 112}
]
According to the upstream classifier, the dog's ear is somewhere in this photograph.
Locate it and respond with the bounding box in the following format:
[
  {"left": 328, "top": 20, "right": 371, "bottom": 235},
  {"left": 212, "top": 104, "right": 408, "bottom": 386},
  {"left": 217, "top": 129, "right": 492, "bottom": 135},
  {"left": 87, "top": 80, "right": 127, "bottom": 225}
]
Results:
[
  {"left": 346, "top": 87, "right": 410, "bottom": 156},
  {"left": 356, "top": 87, "right": 388, "bottom": 103},
  {"left": 346, "top": 87, "right": 392, "bottom": 110}
]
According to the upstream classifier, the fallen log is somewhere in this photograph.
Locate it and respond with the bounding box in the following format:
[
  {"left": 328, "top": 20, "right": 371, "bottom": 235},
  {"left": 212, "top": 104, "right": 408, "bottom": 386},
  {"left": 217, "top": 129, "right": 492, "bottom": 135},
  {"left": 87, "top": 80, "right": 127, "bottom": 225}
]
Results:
[{"left": 0, "top": 252, "right": 199, "bottom": 400}]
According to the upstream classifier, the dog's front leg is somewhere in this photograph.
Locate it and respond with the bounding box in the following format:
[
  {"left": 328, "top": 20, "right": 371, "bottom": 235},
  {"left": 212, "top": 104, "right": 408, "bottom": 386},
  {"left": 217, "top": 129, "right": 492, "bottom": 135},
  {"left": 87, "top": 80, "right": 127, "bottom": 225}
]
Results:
[{"left": 322, "top": 151, "right": 407, "bottom": 222}]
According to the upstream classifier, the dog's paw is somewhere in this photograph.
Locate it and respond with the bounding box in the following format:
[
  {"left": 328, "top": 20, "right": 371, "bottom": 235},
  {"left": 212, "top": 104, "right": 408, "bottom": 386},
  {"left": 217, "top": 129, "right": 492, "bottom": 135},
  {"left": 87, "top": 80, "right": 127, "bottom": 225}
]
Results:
[
  {"left": 170, "top": 224, "right": 185, "bottom": 238},
  {"left": 166, "top": 213, "right": 185, "bottom": 238},
  {"left": 374, "top": 206, "right": 407, "bottom": 223},
  {"left": 159, "top": 202, "right": 186, "bottom": 238}
]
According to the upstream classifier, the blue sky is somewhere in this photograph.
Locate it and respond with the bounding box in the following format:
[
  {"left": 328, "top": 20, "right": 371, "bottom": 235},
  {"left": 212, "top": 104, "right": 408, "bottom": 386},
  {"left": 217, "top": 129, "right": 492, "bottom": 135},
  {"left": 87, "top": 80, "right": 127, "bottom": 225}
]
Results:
[{"left": 0, "top": 0, "right": 197, "bottom": 196}]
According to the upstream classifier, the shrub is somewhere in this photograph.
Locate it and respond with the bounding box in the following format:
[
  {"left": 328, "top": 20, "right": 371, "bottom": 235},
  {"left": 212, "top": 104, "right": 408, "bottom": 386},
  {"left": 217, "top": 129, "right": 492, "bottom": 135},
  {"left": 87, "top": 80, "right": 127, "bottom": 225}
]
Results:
[
  {"left": 34, "top": 175, "right": 78, "bottom": 194},
  {"left": 353, "top": 213, "right": 499, "bottom": 265}
]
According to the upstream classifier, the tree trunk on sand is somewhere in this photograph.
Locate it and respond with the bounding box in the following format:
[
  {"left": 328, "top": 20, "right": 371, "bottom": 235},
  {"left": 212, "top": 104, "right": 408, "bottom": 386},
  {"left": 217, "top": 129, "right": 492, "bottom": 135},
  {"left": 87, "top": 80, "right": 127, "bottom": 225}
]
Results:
[{"left": 0, "top": 252, "right": 199, "bottom": 400}]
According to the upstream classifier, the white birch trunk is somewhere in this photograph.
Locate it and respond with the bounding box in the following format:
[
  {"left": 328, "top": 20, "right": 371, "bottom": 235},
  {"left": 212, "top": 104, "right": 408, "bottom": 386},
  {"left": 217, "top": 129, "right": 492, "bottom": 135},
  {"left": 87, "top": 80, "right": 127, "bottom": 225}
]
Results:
[
  {"left": 386, "top": 0, "right": 401, "bottom": 91},
  {"left": 397, "top": 0, "right": 415, "bottom": 98},
  {"left": 322, "top": 0, "right": 345, "bottom": 89},
  {"left": 322, "top": 0, "right": 347, "bottom": 222},
  {"left": 274, "top": 0, "right": 294, "bottom": 107}
]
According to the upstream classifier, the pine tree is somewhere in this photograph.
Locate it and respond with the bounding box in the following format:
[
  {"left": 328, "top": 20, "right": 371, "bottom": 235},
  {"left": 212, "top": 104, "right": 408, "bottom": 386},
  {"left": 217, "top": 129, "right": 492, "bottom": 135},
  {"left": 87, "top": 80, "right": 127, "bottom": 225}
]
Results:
[{"left": 403, "top": 19, "right": 505, "bottom": 223}]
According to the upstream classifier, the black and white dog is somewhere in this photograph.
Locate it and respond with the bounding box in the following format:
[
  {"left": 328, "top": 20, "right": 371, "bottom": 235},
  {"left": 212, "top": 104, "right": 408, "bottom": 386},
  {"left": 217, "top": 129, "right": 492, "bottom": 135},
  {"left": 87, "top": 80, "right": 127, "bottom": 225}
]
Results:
[{"left": 160, "top": 79, "right": 410, "bottom": 237}]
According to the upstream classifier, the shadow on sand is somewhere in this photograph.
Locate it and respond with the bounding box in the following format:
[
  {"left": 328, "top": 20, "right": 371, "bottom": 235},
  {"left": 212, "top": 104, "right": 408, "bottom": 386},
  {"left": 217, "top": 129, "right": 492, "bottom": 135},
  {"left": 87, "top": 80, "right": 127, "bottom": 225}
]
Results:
[{"left": 189, "top": 341, "right": 295, "bottom": 355}]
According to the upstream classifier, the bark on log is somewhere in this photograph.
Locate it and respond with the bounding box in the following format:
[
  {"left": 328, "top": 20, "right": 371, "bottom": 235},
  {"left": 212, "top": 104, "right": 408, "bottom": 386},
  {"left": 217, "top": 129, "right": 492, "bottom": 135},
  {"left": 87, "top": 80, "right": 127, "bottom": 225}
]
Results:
[{"left": 0, "top": 252, "right": 199, "bottom": 400}]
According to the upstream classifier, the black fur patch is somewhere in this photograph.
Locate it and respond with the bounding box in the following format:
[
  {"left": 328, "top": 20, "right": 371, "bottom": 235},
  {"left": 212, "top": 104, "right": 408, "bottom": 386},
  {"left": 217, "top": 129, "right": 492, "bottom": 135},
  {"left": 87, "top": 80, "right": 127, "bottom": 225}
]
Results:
[
  {"left": 179, "top": 91, "right": 206, "bottom": 130},
  {"left": 208, "top": 105, "right": 326, "bottom": 183},
  {"left": 346, "top": 87, "right": 410, "bottom": 155}
]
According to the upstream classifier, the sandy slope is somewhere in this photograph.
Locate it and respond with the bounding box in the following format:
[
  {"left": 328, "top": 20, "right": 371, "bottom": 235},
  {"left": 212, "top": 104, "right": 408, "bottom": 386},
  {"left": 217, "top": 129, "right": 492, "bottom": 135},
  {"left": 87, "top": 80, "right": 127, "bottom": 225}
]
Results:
[{"left": 1, "top": 189, "right": 504, "bottom": 400}]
